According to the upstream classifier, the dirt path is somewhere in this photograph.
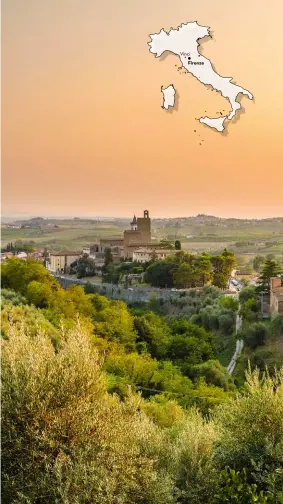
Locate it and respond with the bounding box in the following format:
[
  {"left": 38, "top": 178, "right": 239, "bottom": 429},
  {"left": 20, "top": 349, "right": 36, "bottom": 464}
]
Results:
[{"left": 227, "top": 311, "right": 243, "bottom": 375}]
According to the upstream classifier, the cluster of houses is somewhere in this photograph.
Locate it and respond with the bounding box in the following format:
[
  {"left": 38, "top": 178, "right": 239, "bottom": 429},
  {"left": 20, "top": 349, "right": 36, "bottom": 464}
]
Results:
[
  {"left": 0, "top": 249, "right": 45, "bottom": 262},
  {"left": 1, "top": 210, "right": 178, "bottom": 274}
]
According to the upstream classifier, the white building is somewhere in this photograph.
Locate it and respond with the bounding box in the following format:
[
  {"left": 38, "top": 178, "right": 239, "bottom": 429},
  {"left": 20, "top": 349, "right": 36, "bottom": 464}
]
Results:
[
  {"left": 82, "top": 246, "right": 97, "bottom": 259},
  {"left": 15, "top": 251, "right": 28, "bottom": 260},
  {"left": 49, "top": 251, "right": 81, "bottom": 274},
  {"left": 0, "top": 252, "right": 13, "bottom": 262},
  {"left": 132, "top": 247, "right": 176, "bottom": 263}
]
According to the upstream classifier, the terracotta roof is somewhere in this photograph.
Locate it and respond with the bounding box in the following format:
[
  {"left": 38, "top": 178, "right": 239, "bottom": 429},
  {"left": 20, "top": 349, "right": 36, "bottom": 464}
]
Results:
[
  {"left": 134, "top": 248, "right": 174, "bottom": 254},
  {"left": 100, "top": 237, "right": 123, "bottom": 242},
  {"left": 235, "top": 270, "right": 252, "bottom": 275},
  {"left": 50, "top": 251, "right": 81, "bottom": 256}
]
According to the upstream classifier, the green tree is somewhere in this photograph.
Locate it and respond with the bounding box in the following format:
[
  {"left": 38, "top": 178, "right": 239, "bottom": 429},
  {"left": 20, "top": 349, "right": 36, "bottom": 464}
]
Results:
[
  {"left": 104, "top": 247, "right": 113, "bottom": 267},
  {"left": 168, "top": 320, "right": 215, "bottom": 367},
  {"left": 175, "top": 240, "right": 181, "bottom": 250},
  {"left": 243, "top": 322, "right": 269, "bottom": 349},
  {"left": 240, "top": 297, "right": 260, "bottom": 323},
  {"left": 71, "top": 254, "right": 96, "bottom": 278},
  {"left": 211, "top": 250, "right": 236, "bottom": 289},
  {"left": 219, "top": 296, "right": 239, "bottom": 312},
  {"left": 142, "top": 394, "right": 184, "bottom": 428},
  {"left": 92, "top": 299, "right": 137, "bottom": 347},
  {"left": 1, "top": 294, "right": 60, "bottom": 338},
  {"left": 239, "top": 285, "right": 258, "bottom": 303},
  {"left": 1, "top": 257, "right": 56, "bottom": 295},
  {"left": 195, "top": 254, "right": 213, "bottom": 286},
  {"left": 133, "top": 312, "right": 171, "bottom": 358},
  {"left": 253, "top": 254, "right": 265, "bottom": 272},
  {"left": 159, "top": 239, "right": 174, "bottom": 250},
  {"left": 102, "top": 248, "right": 119, "bottom": 283},
  {"left": 213, "top": 467, "right": 274, "bottom": 504},
  {"left": 1, "top": 289, "right": 27, "bottom": 306},
  {"left": 257, "top": 259, "right": 283, "bottom": 294},
  {"left": 173, "top": 263, "right": 196, "bottom": 288},
  {"left": 145, "top": 260, "right": 175, "bottom": 288},
  {"left": 173, "top": 254, "right": 212, "bottom": 288},
  {"left": 218, "top": 312, "right": 236, "bottom": 334},
  {"left": 25, "top": 280, "right": 53, "bottom": 308},
  {"left": 102, "top": 262, "right": 120, "bottom": 284},
  {"left": 191, "top": 360, "right": 235, "bottom": 390}
]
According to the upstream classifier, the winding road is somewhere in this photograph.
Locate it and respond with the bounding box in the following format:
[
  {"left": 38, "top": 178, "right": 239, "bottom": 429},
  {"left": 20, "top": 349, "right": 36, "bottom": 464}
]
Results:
[{"left": 227, "top": 310, "right": 244, "bottom": 375}]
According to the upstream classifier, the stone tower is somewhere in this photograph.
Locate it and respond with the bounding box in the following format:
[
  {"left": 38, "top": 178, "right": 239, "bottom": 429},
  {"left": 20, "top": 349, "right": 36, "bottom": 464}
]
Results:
[
  {"left": 136, "top": 210, "right": 151, "bottom": 242},
  {"left": 123, "top": 210, "right": 152, "bottom": 257},
  {"left": 131, "top": 215, "right": 137, "bottom": 231}
]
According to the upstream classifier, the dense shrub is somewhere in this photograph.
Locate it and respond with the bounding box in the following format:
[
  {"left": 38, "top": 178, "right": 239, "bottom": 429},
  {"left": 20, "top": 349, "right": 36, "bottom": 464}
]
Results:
[
  {"left": 213, "top": 467, "right": 276, "bottom": 504},
  {"left": 2, "top": 315, "right": 283, "bottom": 503},
  {"left": 1, "top": 288, "right": 28, "bottom": 306},
  {"left": 2, "top": 324, "right": 174, "bottom": 504},
  {"left": 243, "top": 322, "right": 269, "bottom": 349},
  {"left": 213, "top": 368, "right": 283, "bottom": 492}
]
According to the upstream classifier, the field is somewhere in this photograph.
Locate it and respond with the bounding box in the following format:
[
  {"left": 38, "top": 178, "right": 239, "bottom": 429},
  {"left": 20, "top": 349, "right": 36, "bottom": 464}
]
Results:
[
  {"left": 2, "top": 215, "right": 283, "bottom": 266},
  {"left": 153, "top": 216, "right": 283, "bottom": 264},
  {"left": 1, "top": 220, "right": 125, "bottom": 252}
]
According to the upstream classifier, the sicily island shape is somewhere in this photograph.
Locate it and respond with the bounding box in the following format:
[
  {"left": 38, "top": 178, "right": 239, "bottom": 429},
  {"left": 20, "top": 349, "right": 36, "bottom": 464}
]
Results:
[{"left": 148, "top": 21, "right": 253, "bottom": 132}]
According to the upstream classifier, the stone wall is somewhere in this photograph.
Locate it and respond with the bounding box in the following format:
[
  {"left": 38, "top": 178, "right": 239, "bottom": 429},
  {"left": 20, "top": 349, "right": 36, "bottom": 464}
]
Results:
[{"left": 54, "top": 275, "right": 177, "bottom": 303}]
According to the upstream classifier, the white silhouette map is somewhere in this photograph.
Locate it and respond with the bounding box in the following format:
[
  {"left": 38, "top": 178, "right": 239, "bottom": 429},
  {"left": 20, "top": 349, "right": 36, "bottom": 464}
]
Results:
[{"left": 148, "top": 21, "right": 253, "bottom": 133}]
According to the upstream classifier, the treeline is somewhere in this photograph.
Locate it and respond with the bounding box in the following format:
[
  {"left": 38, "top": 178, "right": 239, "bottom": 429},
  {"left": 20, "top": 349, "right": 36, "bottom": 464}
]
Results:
[
  {"left": 1, "top": 241, "right": 36, "bottom": 253},
  {"left": 144, "top": 249, "right": 236, "bottom": 289},
  {"left": 100, "top": 248, "right": 236, "bottom": 289}
]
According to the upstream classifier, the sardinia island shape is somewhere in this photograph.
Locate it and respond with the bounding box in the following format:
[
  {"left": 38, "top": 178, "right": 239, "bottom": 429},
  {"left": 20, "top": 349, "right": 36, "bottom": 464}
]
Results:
[{"left": 161, "top": 84, "right": 176, "bottom": 110}]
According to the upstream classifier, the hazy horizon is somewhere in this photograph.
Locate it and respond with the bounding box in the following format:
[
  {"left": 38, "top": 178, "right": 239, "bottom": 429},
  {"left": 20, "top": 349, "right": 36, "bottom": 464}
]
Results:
[{"left": 2, "top": 211, "right": 283, "bottom": 222}]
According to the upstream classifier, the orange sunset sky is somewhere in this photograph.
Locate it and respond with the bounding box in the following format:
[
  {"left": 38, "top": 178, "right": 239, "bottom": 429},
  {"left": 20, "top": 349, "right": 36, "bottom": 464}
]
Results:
[{"left": 2, "top": 0, "right": 283, "bottom": 218}]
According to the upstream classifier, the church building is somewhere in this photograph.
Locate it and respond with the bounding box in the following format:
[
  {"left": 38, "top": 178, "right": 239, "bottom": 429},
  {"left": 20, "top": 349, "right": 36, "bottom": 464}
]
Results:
[
  {"left": 96, "top": 210, "right": 153, "bottom": 259},
  {"left": 123, "top": 210, "right": 152, "bottom": 258}
]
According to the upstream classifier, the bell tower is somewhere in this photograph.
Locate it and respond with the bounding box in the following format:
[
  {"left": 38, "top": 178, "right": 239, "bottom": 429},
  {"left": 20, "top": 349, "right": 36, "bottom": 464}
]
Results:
[
  {"left": 137, "top": 210, "right": 151, "bottom": 242},
  {"left": 123, "top": 209, "right": 152, "bottom": 258},
  {"left": 131, "top": 215, "right": 137, "bottom": 231}
]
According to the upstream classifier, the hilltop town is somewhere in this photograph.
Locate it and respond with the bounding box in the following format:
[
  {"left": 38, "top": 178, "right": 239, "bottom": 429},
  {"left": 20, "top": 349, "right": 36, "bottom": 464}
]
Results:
[{"left": 2, "top": 210, "right": 283, "bottom": 317}]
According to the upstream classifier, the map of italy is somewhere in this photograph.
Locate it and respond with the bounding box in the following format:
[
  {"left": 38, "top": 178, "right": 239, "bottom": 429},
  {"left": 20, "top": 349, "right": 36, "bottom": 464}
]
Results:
[{"left": 148, "top": 21, "right": 253, "bottom": 132}]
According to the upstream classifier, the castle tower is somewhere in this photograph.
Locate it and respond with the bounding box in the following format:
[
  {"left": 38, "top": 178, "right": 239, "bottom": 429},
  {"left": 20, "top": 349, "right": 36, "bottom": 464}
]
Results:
[
  {"left": 136, "top": 210, "right": 151, "bottom": 242},
  {"left": 131, "top": 215, "right": 137, "bottom": 231},
  {"left": 123, "top": 210, "right": 152, "bottom": 258}
]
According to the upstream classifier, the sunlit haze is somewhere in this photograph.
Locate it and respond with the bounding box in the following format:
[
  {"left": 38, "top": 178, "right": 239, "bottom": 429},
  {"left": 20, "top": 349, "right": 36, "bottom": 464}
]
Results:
[{"left": 2, "top": 0, "right": 283, "bottom": 218}]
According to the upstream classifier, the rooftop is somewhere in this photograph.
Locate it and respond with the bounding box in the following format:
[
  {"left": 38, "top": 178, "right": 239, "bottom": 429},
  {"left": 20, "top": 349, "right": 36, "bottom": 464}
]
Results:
[
  {"left": 50, "top": 250, "right": 81, "bottom": 256},
  {"left": 100, "top": 237, "right": 123, "bottom": 241},
  {"left": 134, "top": 248, "right": 175, "bottom": 254}
]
